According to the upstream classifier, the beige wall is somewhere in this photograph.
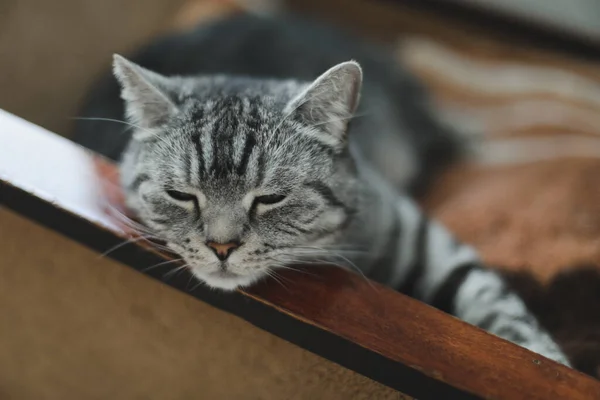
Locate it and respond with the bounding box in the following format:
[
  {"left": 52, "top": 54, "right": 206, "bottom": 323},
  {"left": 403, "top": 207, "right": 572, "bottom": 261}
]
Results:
[
  {"left": 0, "top": 0, "right": 188, "bottom": 135},
  {"left": 0, "top": 208, "right": 405, "bottom": 399}
]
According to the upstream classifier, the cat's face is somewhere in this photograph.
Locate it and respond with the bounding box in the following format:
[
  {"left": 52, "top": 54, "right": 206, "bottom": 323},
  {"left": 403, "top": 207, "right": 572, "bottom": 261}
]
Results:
[{"left": 114, "top": 55, "right": 362, "bottom": 290}]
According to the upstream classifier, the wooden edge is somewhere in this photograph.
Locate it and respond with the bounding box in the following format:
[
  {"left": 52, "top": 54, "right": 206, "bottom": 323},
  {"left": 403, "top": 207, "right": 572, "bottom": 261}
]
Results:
[{"left": 1, "top": 108, "right": 599, "bottom": 400}]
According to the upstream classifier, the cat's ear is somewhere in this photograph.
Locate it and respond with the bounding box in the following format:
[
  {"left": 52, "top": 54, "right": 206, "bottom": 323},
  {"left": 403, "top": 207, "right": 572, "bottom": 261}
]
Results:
[
  {"left": 286, "top": 61, "right": 362, "bottom": 148},
  {"left": 112, "top": 54, "right": 178, "bottom": 133}
]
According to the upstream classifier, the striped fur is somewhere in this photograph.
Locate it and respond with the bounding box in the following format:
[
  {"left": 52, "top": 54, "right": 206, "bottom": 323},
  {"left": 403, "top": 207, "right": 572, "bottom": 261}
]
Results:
[
  {"left": 386, "top": 197, "right": 568, "bottom": 364},
  {"left": 74, "top": 15, "right": 569, "bottom": 365}
]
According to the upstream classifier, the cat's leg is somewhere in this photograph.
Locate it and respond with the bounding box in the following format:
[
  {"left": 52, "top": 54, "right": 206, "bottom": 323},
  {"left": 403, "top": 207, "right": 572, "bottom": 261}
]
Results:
[
  {"left": 385, "top": 197, "right": 570, "bottom": 365},
  {"left": 433, "top": 263, "right": 570, "bottom": 365}
]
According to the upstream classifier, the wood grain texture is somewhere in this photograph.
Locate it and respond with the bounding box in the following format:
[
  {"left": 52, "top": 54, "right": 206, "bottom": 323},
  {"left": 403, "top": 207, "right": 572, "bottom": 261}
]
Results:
[{"left": 1, "top": 109, "right": 599, "bottom": 399}]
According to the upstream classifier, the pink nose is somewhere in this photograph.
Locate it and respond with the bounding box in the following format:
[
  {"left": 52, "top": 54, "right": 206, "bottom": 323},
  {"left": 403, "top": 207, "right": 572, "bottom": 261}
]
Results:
[{"left": 206, "top": 241, "right": 240, "bottom": 261}]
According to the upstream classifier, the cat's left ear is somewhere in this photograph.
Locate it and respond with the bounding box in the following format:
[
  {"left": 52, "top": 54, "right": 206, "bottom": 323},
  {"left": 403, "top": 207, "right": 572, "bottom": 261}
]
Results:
[
  {"left": 112, "top": 54, "right": 179, "bottom": 136},
  {"left": 286, "top": 61, "right": 362, "bottom": 149}
]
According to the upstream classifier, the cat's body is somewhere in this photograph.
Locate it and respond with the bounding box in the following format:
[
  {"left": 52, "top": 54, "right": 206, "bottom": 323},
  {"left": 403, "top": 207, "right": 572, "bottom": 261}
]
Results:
[{"left": 73, "top": 15, "right": 569, "bottom": 364}]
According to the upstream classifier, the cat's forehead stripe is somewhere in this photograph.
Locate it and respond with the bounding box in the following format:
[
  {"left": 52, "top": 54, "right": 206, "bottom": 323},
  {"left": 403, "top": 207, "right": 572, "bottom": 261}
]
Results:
[
  {"left": 236, "top": 133, "right": 256, "bottom": 177},
  {"left": 183, "top": 98, "right": 266, "bottom": 183},
  {"left": 193, "top": 133, "right": 205, "bottom": 180}
]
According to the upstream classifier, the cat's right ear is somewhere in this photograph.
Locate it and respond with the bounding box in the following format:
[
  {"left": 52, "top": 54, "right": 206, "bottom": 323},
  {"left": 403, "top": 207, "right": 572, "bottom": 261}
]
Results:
[
  {"left": 285, "top": 61, "right": 362, "bottom": 150},
  {"left": 112, "top": 54, "right": 178, "bottom": 136}
]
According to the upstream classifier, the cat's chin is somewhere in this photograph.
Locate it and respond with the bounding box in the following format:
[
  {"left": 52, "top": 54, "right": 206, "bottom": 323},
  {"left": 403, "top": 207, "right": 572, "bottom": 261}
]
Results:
[{"left": 191, "top": 268, "right": 265, "bottom": 291}]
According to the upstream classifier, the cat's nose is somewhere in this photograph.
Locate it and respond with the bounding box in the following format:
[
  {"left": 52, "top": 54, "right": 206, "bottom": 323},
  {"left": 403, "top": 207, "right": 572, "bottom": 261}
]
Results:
[{"left": 206, "top": 240, "right": 241, "bottom": 261}]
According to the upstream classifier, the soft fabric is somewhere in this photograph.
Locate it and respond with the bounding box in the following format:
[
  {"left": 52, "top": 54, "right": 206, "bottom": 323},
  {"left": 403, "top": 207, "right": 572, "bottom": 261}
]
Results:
[{"left": 399, "top": 37, "right": 600, "bottom": 377}]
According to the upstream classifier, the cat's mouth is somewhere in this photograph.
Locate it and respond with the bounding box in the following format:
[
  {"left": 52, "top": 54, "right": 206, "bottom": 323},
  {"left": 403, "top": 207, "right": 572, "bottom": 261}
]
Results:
[
  {"left": 207, "top": 269, "right": 240, "bottom": 279},
  {"left": 193, "top": 266, "right": 265, "bottom": 291}
]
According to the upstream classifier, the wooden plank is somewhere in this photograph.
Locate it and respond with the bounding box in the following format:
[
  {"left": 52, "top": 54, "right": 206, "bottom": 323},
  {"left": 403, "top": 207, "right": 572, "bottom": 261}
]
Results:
[{"left": 1, "top": 108, "right": 599, "bottom": 399}]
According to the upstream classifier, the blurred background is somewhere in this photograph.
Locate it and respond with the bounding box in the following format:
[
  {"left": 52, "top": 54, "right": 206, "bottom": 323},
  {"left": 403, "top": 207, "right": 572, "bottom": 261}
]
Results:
[
  {"left": 2, "top": 0, "right": 600, "bottom": 135},
  {"left": 2, "top": 0, "right": 600, "bottom": 380}
]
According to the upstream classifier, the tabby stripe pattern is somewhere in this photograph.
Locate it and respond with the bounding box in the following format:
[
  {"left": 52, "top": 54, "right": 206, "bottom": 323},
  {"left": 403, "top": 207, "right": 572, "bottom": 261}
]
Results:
[{"left": 370, "top": 196, "right": 569, "bottom": 364}]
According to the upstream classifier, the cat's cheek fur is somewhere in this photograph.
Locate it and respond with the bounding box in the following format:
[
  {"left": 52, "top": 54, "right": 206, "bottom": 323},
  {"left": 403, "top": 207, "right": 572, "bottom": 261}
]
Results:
[
  {"left": 315, "top": 208, "right": 347, "bottom": 233},
  {"left": 125, "top": 180, "right": 160, "bottom": 220},
  {"left": 123, "top": 189, "right": 143, "bottom": 217}
]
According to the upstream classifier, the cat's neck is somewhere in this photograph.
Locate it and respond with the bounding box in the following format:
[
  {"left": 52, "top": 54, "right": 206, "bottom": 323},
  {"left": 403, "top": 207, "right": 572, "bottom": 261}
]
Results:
[{"left": 336, "top": 162, "right": 402, "bottom": 276}]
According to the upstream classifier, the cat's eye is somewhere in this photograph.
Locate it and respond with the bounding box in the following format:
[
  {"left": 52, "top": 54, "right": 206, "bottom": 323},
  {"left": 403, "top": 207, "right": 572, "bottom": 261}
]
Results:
[
  {"left": 253, "top": 194, "right": 287, "bottom": 207},
  {"left": 166, "top": 190, "right": 196, "bottom": 202}
]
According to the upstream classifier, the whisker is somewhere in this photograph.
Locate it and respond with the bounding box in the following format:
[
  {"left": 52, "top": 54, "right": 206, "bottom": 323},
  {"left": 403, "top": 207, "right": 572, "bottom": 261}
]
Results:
[
  {"left": 141, "top": 258, "right": 184, "bottom": 273},
  {"left": 111, "top": 229, "right": 172, "bottom": 253},
  {"left": 290, "top": 243, "right": 370, "bottom": 252},
  {"left": 101, "top": 206, "right": 174, "bottom": 253},
  {"left": 163, "top": 264, "right": 190, "bottom": 280},
  {"left": 277, "top": 257, "right": 331, "bottom": 267},
  {"left": 308, "top": 112, "right": 369, "bottom": 129},
  {"left": 290, "top": 247, "right": 369, "bottom": 258},
  {"left": 104, "top": 204, "right": 158, "bottom": 236},
  {"left": 98, "top": 236, "right": 151, "bottom": 259},
  {"left": 189, "top": 279, "right": 205, "bottom": 292},
  {"left": 185, "top": 272, "right": 197, "bottom": 291},
  {"left": 273, "top": 270, "right": 295, "bottom": 286},
  {"left": 71, "top": 116, "right": 173, "bottom": 147},
  {"left": 287, "top": 245, "right": 377, "bottom": 290},
  {"left": 108, "top": 213, "right": 149, "bottom": 233},
  {"left": 292, "top": 249, "right": 369, "bottom": 258},
  {"left": 266, "top": 270, "right": 291, "bottom": 293},
  {"left": 145, "top": 242, "right": 174, "bottom": 253},
  {"left": 274, "top": 264, "right": 320, "bottom": 278},
  {"left": 71, "top": 116, "right": 152, "bottom": 134}
]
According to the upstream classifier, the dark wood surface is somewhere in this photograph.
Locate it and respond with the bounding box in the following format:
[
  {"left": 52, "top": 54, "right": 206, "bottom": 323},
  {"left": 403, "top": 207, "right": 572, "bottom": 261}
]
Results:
[{"left": 1, "top": 108, "right": 600, "bottom": 399}]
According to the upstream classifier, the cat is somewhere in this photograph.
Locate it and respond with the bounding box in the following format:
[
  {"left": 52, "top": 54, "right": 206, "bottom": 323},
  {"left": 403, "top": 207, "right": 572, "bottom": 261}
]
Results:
[{"left": 73, "top": 14, "right": 570, "bottom": 365}]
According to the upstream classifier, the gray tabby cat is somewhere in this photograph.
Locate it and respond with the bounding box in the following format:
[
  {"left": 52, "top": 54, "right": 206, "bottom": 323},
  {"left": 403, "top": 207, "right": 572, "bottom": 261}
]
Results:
[{"left": 73, "top": 15, "right": 569, "bottom": 365}]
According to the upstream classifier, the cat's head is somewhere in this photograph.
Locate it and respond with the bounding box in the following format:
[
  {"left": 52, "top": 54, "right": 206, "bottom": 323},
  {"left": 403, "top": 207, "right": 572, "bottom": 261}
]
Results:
[{"left": 113, "top": 54, "right": 363, "bottom": 290}]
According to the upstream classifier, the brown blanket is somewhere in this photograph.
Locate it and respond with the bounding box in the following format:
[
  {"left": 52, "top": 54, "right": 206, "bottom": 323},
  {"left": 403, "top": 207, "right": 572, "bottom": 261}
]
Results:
[{"left": 399, "top": 38, "right": 600, "bottom": 377}]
